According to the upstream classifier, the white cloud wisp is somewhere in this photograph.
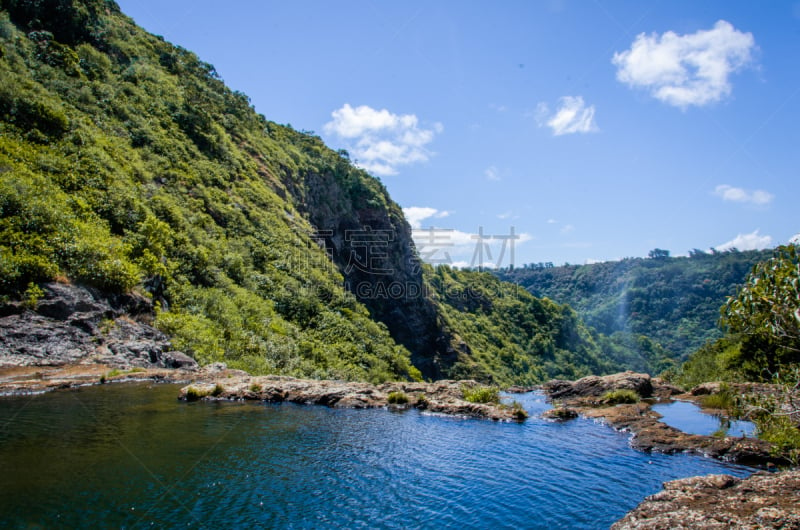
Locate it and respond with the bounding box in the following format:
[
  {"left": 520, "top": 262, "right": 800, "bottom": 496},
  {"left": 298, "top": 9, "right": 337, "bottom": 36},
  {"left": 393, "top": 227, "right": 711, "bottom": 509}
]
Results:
[
  {"left": 537, "top": 96, "right": 598, "bottom": 136},
  {"left": 714, "top": 184, "right": 773, "bottom": 206}
]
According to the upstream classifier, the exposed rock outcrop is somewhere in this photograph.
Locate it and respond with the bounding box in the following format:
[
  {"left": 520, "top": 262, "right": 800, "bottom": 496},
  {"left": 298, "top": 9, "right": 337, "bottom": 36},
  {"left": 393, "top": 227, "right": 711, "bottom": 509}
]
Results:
[
  {"left": 297, "top": 170, "right": 457, "bottom": 379},
  {"left": 613, "top": 471, "right": 800, "bottom": 529},
  {"left": 576, "top": 402, "right": 780, "bottom": 466},
  {"left": 0, "top": 283, "right": 196, "bottom": 370},
  {"left": 544, "top": 371, "right": 657, "bottom": 400},
  {"left": 179, "top": 376, "right": 524, "bottom": 421},
  {"left": 543, "top": 372, "right": 782, "bottom": 466}
]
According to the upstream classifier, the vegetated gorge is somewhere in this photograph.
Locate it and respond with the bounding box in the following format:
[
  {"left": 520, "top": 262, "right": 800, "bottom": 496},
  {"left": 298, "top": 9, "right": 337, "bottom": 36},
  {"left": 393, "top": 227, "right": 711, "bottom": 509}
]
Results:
[{"left": 0, "top": 2, "right": 797, "bottom": 528}]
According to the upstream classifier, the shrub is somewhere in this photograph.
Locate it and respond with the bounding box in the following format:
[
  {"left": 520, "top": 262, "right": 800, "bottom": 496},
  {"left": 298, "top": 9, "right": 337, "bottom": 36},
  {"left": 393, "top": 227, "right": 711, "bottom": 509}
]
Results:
[
  {"left": 509, "top": 400, "right": 528, "bottom": 421},
  {"left": 22, "top": 281, "right": 44, "bottom": 309},
  {"left": 249, "top": 382, "right": 262, "bottom": 393},
  {"left": 463, "top": 385, "right": 500, "bottom": 404},
  {"left": 184, "top": 386, "right": 209, "bottom": 401},
  {"left": 386, "top": 391, "right": 409, "bottom": 405},
  {"left": 755, "top": 414, "right": 800, "bottom": 466},
  {"left": 602, "top": 389, "right": 640, "bottom": 405},
  {"left": 699, "top": 384, "right": 737, "bottom": 413},
  {"left": 210, "top": 383, "right": 224, "bottom": 397}
]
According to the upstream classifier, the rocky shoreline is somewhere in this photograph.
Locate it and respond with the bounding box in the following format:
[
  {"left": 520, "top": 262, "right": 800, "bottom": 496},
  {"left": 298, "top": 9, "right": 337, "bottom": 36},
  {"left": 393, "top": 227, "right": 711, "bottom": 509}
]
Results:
[
  {"left": 0, "top": 282, "right": 198, "bottom": 370},
  {"left": 0, "top": 363, "right": 195, "bottom": 396},
  {"left": 0, "top": 362, "right": 523, "bottom": 420},
  {"left": 612, "top": 470, "right": 800, "bottom": 529},
  {"left": 541, "top": 371, "right": 783, "bottom": 467},
  {"left": 544, "top": 372, "right": 800, "bottom": 527},
  {"left": 179, "top": 374, "right": 526, "bottom": 421}
]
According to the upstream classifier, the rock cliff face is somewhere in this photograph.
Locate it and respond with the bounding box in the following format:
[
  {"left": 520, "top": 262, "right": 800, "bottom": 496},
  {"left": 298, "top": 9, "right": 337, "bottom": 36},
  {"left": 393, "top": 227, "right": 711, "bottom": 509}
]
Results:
[
  {"left": 612, "top": 471, "right": 800, "bottom": 529},
  {"left": 0, "top": 282, "right": 196, "bottom": 370},
  {"left": 292, "top": 168, "right": 458, "bottom": 379}
]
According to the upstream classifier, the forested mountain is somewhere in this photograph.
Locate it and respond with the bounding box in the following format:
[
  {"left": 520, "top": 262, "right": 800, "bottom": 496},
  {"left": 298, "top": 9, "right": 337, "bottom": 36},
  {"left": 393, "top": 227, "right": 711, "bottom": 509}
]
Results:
[
  {"left": 497, "top": 249, "right": 775, "bottom": 365},
  {"left": 0, "top": 0, "right": 618, "bottom": 385},
  {"left": 428, "top": 266, "right": 615, "bottom": 384}
]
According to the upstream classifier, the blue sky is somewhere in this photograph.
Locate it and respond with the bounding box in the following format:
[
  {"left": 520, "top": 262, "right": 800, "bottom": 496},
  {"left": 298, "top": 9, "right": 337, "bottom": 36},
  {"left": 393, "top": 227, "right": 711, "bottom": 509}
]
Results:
[{"left": 117, "top": 1, "right": 800, "bottom": 266}]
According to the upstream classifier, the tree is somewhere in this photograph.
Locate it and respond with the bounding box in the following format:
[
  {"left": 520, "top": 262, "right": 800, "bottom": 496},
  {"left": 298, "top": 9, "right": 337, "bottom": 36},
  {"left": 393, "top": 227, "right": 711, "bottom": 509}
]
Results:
[
  {"left": 722, "top": 244, "right": 800, "bottom": 375},
  {"left": 648, "top": 248, "right": 670, "bottom": 259}
]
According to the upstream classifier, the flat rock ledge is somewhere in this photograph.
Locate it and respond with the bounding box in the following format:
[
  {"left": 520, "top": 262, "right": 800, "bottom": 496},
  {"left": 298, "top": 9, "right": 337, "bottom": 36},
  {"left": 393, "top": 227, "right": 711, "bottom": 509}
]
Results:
[
  {"left": 179, "top": 376, "right": 524, "bottom": 422},
  {"left": 0, "top": 363, "right": 202, "bottom": 396},
  {"left": 543, "top": 371, "right": 782, "bottom": 467},
  {"left": 612, "top": 470, "right": 800, "bottom": 529}
]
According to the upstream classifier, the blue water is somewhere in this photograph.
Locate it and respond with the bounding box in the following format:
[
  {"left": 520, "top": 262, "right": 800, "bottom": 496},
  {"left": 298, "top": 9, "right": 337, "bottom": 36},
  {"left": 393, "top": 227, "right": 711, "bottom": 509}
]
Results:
[
  {"left": 652, "top": 400, "right": 757, "bottom": 438},
  {"left": 0, "top": 383, "right": 754, "bottom": 529}
]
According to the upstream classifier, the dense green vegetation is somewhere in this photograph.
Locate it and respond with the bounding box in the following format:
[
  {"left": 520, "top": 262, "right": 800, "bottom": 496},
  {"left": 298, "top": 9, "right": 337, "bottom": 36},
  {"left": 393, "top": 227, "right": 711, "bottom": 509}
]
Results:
[
  {"left": 0, "top": 0, "right": 627, "bottom": 385},
  {"left": 675, "top": 245, "right": 800, "bottom": 463},
  {"left": 678, "top": 245, "right": 800, "bottom": 385},
  {"left": 497, "top": 249, "right": 773, "bottom": 371},
  {"left": 429, "top": 267, "right": 617, "bottom": 385},
  {"left": 462, "top": 385, "right": 500, "bottom": 404},
  {"left": 0, "top": 0, "right": 420, "bottom": 382},
  {"left": 601, "top": 389, "right": 640, "bottom": 405}
]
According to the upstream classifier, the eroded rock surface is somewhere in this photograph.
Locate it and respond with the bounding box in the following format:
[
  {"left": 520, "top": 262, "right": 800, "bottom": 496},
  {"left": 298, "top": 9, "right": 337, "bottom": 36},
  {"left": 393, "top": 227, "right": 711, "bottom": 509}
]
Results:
[
  {"left": 0, "top": 283, "right": 196, "bottom": 370},
  {"left": 543, "top": 372, "right": 782, "bottom": 466},
  {"left": 613, "top": 471, "right": 800, "bottom": 529},
  {"left": 544, "top": 371, "right": 656, "bottom": 400},
  {"left": 180, "top": 376, "right": 523, "bottom": 421}
]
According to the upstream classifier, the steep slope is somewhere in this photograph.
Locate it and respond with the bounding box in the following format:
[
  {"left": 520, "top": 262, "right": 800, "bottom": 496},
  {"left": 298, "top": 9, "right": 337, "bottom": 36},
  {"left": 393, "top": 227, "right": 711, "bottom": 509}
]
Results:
[
  {"left": 0, "top": 0, "right": 422, "bottom": 381},
  {"left": 498, "top": 249, "right": 774, "bottom": 366},
  {"left": 0, "top": 0, "right": 617, "bottom": 385},
  {"left": 428, "top": 266, "right": 616, "bottom": 385}
]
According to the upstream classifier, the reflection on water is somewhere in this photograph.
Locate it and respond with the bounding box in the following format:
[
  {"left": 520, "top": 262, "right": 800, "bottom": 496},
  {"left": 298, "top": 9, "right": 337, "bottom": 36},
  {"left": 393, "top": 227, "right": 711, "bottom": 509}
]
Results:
[
  {"left": 0, "top": 383, "right": 754, "bottom": 529},
  {"left": 652, "top": 400, "right": 756, "bottom": 437}
]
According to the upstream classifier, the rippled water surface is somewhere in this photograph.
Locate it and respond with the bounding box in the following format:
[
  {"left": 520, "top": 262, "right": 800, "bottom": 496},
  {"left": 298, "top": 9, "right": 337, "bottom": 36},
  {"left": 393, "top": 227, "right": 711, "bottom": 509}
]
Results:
[{"left": 0, "top": 383, "right": 754, "bottom": 529}]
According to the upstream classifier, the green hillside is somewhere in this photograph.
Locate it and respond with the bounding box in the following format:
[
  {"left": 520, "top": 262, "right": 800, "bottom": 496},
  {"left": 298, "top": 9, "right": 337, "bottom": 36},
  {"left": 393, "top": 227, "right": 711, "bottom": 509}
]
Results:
[
  {"left": 0, "top": 0, "right": 619, "bottom": 385},
  {"left": 498, "top": 249, "right": 774, "bottom": 367},
  {"left": 678, "top": 244, "right": 800, "bottom": 386},
  {"left": 428, "top": 266, "right": 615, "bottom": 384}
]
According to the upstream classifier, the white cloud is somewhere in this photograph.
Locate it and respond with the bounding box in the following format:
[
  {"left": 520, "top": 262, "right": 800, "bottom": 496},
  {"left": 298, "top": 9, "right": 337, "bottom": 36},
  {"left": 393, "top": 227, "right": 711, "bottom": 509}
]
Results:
[
  {"left": 537, "top": 96, "right": 598, "bottom": 136},
  {"left": 560, "top": 224, "right": 575, "bottom": 234},
  {"left": 484, "top": 166, "right": 501, "bottom": 181},
  {"left": 403, "top": 207, "right": 439, "bottom": 229},
  {"left": 789, "top": 233, "right": 800, "bottom": 245},
  {"left": 323, "top": 104, "right": 442, "bottom": 176},
  {"left": 613, "top": 20, "right": 756, "bottom": 108},
  {"left": 714, "top": 184, "right": 773, "bottom": 206},
  {"left": 715, "top": 229, "right": 772, "bottom": 251},
  {"left": 547, "top": 219, "right": 558, "bottom": 224},
  {"left": 401, "top": 207, "right": 453, "bottom": 230}
]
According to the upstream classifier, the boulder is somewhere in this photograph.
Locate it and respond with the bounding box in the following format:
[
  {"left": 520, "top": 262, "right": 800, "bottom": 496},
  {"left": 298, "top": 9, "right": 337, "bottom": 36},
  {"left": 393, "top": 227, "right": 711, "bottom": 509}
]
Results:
[
  {"left": 546, "top": 371, "right": 653, "bottom": 400},
  {"left": 542, "top": 407, "right": 578, "bottom": 420}
]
